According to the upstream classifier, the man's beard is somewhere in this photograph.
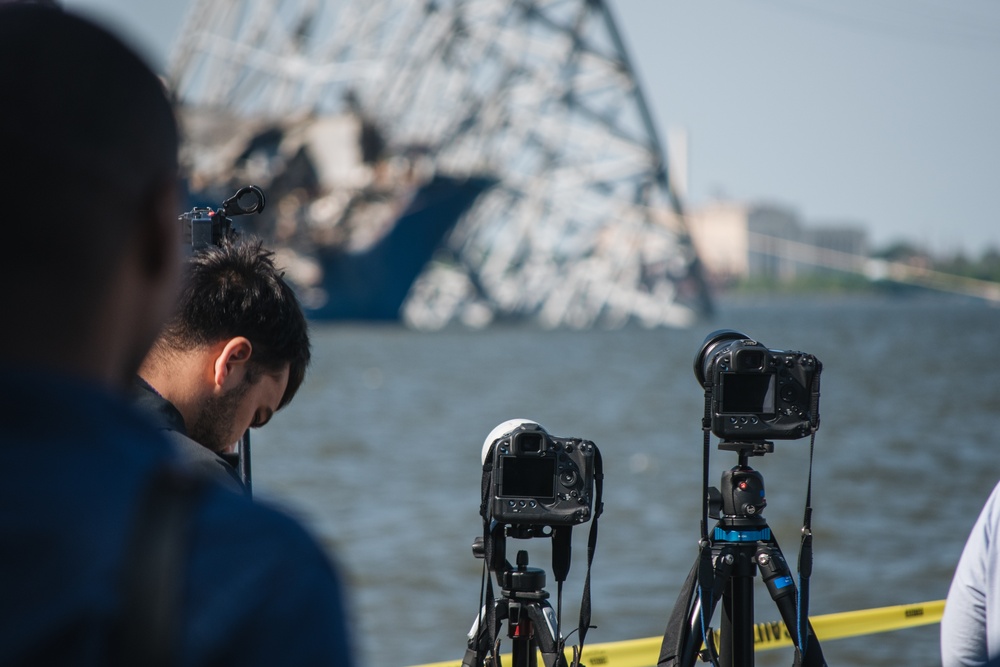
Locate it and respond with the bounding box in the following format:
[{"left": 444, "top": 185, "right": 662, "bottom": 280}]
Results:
[{"left": 187, "top": 379, "right": 250, "bottom": 452}]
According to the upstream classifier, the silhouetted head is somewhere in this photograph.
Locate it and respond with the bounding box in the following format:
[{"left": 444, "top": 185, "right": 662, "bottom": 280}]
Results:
[{"left": 0, "top": 5, "right": 181, "bottom": 385}]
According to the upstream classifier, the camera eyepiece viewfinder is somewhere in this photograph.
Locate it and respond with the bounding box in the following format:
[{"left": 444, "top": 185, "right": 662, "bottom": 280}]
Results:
[{"left": 515, "top": 431, "right": 545, "bottom": 454}]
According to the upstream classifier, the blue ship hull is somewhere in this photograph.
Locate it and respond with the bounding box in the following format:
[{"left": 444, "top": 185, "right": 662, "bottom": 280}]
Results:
[{"left": 307, "top": 175, "right": 494, "bottom": 321}]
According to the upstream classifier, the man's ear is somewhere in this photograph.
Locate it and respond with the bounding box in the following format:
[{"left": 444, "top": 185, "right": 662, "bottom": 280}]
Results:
[{"left": 213, "top": 336, "right": 254, "bottom": 391}]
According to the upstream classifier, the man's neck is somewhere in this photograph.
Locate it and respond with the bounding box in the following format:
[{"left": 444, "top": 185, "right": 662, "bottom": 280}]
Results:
[{"left": 137, "top": 356, "right": 205, "bottom": 435}]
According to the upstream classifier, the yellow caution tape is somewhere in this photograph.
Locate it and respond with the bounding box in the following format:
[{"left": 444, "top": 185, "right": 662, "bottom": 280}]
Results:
[{"left": 407, "top": 599, "right": 945, "bottom": 667}]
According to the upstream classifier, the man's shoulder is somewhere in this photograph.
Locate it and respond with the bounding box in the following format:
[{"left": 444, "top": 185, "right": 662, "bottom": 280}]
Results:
[
  {"left": 176, "top": 483, "right": 355, "bottom": 665},
  {"left": 129, "top": 468, "right": 338, "bottom": 589},
  {"left": 163, "top": 430, "right": 247, "bottom": 494},
  {"left": 195, "top": 483, "right": 332, "bottom": 564}
]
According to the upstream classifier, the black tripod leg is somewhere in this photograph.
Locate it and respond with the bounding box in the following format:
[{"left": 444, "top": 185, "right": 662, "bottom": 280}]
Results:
[
  {"left": 463, "top": 600, "right": 510, "bottom": 667},
  {"left": 718, "top": 548, "right": 755, "bottom": 667},
  {"left": 523, "top": 601, "right": 568, "bottom": 667},
  {"left": 755, "top": 545, "right": 826, "bottom": 667},
  {"left": 659, "top": 545, "right": 734, "bottom": 667}
]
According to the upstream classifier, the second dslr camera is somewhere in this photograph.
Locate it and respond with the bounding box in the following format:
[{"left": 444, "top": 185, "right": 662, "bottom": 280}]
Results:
[
  {"left": 695, "top": 329, "right": 822, "bottom": 441},
  {"left": 487, "top": 422, "right": 596, "bottom": 527}
]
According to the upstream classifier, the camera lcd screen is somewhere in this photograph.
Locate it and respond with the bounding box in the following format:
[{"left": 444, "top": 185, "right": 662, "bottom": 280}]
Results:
[
  {"left": 720, "top": 373, "right": 776, "bottom": 414},
  {"left": 499, "top": 456, "right": 556, "bottom": 498}
]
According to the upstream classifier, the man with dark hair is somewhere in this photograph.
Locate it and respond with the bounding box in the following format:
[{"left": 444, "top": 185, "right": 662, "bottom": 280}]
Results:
[
  {"left": 136, "top": 239, "right": 311, "bottom": 493},
  {"left": 0, "top": 5, "right": 355, "bottom": 665}
]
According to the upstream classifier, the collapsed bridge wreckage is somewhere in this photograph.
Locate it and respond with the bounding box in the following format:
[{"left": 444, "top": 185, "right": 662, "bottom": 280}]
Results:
[{"left": 169, "top": 0, "right": 713, "bottom": 329}]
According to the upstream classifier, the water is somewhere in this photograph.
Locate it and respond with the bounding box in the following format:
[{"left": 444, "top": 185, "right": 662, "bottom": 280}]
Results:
[{"left": 249, "top": 295, "right": 1000, "bottom": 666}]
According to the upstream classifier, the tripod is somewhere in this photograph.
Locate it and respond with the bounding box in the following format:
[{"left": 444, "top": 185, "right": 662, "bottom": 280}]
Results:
[
  {"left": 462, "top": 525, "right": 572, "bottom": 667},
  {"left": 659, "top": 442, "right": 826, "bottom": 667},
  {"left": 462, "top": 549, "right": 568, "bottom": 667}
]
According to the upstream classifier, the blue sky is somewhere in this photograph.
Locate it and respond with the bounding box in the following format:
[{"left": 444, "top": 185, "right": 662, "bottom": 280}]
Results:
[{"left": 65, "top": 0, "right": 1000, "bottom": 256}]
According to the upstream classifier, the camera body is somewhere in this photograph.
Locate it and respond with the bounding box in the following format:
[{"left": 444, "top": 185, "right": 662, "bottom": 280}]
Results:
[
  {"left": 488, "top": 423, "right": 596, "bottom": 527},
  {"left": 178, "top": 185, "right": 266, "bottom": 250},
  {"left": 179, "top": 207, "right": 231, "bottom": 249},
  {"left": 696, "top": 330, "right": 821, "bottom": 441}
]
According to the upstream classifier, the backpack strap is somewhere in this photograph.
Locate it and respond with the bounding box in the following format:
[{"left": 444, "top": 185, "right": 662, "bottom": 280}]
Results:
[{"left": 113, "top": 466, "right": 208, "bottom": 667}]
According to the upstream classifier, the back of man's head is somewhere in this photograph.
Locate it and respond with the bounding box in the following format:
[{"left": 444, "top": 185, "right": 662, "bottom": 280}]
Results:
[
  {"left": 154, "top": 240, "right": 312, "bottom": 409},
  {"left": 0, "top": 5, "right": 179, "bottom": 376}
]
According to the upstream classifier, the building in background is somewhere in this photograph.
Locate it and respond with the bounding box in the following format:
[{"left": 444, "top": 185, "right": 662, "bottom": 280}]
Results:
[{"left": 686, "top": 200, "right": 869, "bottom": 285}]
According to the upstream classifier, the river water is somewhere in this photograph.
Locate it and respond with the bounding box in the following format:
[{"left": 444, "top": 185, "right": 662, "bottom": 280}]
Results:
[{"left": 249, "top": 294, "right": 1000, "bottom": 666}]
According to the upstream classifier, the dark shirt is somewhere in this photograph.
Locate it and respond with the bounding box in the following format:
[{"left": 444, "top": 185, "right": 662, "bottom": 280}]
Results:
[
  {"left": 133, "top": 376, "right": 246, "bottom": 494},
  {"left": 0, "top": 366, "right": 355, "bottom": 666}
]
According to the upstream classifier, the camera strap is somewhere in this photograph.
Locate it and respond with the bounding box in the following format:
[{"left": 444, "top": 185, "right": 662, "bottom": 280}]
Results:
[
  {"left": 571, "top": 447, "right": 603, "bottom": 667},
  {"left": 700, "top": 386, "right": 713, "bottom": 541},
  {"left": 797, "top": 370, "right": 821, "bottom": 658},
  {"left": 113, "top": 466, "right": 209, "bottom": 667},
  {"left": 477, "top": 457, "right": 501, "bottom": 666},
  {"left": 796, "top": 429, "right": 817, "bottom": 658}
]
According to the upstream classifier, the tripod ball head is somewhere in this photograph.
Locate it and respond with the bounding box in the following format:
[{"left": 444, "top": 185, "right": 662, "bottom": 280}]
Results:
[{"left": 720, "top": 466, "right": 767, "bottom": 518}]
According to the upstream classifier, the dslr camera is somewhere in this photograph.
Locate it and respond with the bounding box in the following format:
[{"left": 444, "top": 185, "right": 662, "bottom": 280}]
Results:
[
  {"left": 486, "top": 422, "right": 596, "bottom": 527},
  {"left": 695, "top": 330, "right": 821, "bottom": 441}
]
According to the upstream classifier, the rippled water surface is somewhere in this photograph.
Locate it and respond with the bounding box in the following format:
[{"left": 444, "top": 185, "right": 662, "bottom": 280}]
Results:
[{"left": 250, "top": 295, "right": 1000, "bottom": 666}]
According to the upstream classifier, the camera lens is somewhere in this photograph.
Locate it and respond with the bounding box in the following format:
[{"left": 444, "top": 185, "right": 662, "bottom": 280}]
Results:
[{"left": 694, "top": 329, "right": 749, "bottom": 385}]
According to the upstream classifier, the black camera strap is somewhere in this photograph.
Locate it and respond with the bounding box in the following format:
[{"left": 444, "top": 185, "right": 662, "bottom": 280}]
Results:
[
  {"left": 700, "top": 386, "right": 713, "bottom": 541},
  {"left": 477, "top": 457, "right": 501, "bottom": 666},
  {"left": 679, "top": 387, "right": 716, "bottom": 667},
  {"left": 571, "top": 447, "right": 603, "bottom": 667},
  {"left": 797, "top": 370, "right": 821, "bottom": 658},
  {"left": 482, "top": 532, "right": 500, "bottom": 666},
  {"left": 797, "top": 437, "right": 817, "bottom": 657}
]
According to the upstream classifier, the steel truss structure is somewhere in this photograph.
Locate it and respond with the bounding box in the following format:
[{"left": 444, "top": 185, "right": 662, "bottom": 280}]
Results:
[{"left": 170, "top": 0, "right": 711, "bottom": 328}]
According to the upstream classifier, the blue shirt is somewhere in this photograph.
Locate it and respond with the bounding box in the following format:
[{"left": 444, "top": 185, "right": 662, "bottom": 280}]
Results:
[{"left": 0, "top": 367, "right": 355, "bottom": 665}]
